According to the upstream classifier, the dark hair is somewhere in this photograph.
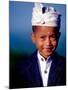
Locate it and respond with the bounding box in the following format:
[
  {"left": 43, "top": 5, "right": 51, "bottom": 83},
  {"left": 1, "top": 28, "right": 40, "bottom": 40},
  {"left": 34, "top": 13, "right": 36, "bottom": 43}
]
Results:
[{"left": 32, "top": 26, "right": 60, "bottom": 32}]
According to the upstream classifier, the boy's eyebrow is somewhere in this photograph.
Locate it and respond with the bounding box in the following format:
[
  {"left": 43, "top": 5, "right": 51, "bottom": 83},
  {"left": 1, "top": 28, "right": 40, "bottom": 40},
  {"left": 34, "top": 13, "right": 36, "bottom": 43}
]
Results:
[
  {"left": 38, "top": 34, "right": 57, "bottom": 38},
  {"left": 39, "top": 33, "right": 56, "bottom": 35}
]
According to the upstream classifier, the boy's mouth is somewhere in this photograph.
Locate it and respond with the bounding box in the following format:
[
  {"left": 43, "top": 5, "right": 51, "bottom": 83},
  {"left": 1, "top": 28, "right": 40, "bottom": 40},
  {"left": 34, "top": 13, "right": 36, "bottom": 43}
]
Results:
[{"left": 43, "top": 47, "right": 53, "bottom": 52}]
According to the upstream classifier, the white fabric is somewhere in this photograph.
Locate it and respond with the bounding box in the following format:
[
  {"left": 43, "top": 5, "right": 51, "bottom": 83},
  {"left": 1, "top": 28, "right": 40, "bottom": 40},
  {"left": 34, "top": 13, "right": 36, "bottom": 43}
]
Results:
[
  {"left": 32, "top": 3, "right": 61, "bottom": 27},
  {"left": 37, "top": 51, "right": 52, "bottom": 86}
]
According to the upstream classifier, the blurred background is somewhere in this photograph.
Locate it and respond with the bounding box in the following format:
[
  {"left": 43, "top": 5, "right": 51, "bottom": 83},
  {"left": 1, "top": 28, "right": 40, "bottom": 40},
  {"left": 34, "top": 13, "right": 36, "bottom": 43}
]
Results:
[{"left": 9, "top": 1, "right": 66, "bottom": 66}]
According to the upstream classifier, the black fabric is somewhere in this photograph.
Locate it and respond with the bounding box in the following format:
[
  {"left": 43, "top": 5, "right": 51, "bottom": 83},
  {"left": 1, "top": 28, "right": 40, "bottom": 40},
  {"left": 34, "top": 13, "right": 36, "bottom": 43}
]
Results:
[{"left": 10, "top": 50, "right": 66, "bottom": 89}]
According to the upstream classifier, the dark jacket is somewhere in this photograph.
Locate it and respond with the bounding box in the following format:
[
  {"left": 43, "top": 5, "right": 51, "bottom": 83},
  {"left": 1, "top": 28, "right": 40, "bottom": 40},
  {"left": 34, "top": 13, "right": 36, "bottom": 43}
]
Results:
[{"left": 10, "top": 50, "right": 66, "bottom": 89}]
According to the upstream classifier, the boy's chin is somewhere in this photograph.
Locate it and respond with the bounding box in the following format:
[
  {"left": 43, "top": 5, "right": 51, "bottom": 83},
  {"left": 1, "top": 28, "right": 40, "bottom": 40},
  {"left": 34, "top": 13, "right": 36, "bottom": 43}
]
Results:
[{"left": 42, "top": 52, "right": 53, "bottom": 59}]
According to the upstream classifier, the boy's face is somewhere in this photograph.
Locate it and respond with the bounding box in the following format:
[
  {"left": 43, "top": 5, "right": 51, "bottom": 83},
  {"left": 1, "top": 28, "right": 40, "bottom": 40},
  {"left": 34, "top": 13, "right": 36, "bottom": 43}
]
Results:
[{"left": 31, "top": 26, "right": 60, "bottom": 59}]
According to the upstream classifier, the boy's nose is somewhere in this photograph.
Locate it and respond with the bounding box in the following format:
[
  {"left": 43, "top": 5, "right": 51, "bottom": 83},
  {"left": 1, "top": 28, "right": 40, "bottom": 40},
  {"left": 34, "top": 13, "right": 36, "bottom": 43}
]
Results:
[{"left": 45, "top": 37, "right": 51, "bottom": 46}]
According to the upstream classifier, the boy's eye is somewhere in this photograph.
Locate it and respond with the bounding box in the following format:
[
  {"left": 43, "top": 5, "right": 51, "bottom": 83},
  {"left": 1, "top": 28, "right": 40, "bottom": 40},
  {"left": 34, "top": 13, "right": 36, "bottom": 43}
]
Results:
[
  {"left": 39, "top": 35, "right": 57, "bottom": 41},
  {"left": 40, "top": 36, "right": 46, "bottom": 39},
  {"left": 50, "top": 35, "right": 56, "bottom": 40},
  {"left": 51, "top": 36, "right": 56, "bottom": 38}
]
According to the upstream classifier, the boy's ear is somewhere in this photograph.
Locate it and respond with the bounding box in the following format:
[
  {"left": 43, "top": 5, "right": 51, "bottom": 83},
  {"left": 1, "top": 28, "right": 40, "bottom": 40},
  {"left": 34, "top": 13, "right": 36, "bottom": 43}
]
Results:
[
  {"left": 30, "top": 32, "right": 36, "bottom": 44},
  {"left": 57, "top": 32, "right": 61, "bottom": 41},
  {"left": 58, "top": 32, "right": 61, "bottom": 38}
]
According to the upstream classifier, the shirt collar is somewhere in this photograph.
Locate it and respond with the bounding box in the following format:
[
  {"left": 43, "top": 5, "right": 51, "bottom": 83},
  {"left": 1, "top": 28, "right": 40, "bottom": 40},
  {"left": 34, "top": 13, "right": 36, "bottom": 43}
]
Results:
[{"left": 37, "top": 50, "right": 53, "bottom": 64}]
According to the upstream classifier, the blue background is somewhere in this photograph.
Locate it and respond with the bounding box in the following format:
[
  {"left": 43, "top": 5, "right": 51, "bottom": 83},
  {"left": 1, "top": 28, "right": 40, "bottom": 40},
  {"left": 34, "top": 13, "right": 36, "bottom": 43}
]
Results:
[{"left": 9, "top": 1, "right": 66, "bottom": 56}]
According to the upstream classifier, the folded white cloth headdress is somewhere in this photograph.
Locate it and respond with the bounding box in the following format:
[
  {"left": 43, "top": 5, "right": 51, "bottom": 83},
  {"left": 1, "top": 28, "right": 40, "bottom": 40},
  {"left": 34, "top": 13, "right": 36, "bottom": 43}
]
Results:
[{"left": 32, "top": 3, "right": 61, "bottom": 27}]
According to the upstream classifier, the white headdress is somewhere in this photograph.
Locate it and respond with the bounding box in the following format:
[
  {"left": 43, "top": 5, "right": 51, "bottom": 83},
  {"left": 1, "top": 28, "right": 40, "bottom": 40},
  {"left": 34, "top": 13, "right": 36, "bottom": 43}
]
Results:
[{"left": 32, "top": 3, "right": 61, "bottom": 27}]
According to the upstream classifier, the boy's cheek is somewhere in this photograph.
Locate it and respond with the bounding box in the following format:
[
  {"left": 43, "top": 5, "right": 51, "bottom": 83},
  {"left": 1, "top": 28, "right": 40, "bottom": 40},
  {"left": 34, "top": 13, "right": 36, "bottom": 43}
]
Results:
[{"left": 53, "top": 41, "right": 57, "bottom": 47}]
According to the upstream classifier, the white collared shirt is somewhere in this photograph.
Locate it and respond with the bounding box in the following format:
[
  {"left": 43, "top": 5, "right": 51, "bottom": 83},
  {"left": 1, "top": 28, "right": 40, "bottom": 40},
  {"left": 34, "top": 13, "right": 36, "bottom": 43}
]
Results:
[{"left": 37, "top": 51, "right": 52, "bottom": 86}]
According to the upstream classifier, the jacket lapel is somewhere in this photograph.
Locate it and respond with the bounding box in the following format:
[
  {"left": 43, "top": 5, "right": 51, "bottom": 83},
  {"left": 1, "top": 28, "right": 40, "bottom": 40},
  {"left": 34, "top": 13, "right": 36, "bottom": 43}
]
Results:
[
  {"left": 27, "top": 50, "right": 43, "bottom": 87},
  {"left": 48, "top": 53, "right": 59, "bottom": 86}
]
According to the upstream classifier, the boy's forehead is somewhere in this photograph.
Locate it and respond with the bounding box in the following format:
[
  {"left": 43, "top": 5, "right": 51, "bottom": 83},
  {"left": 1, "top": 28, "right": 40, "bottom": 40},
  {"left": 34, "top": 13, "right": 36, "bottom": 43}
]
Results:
[
  {"left": 34, "top": 26, "right": 58, "bottom": 31},
  {"left": 34, "top": 26, "right": 57, "bottom": 35}
]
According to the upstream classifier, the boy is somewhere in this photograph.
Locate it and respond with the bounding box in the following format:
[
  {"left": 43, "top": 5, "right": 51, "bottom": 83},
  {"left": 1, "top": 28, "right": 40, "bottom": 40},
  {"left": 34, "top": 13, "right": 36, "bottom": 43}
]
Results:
[{"left": 10, "top": 3, "right": 66, "bottom": 88}]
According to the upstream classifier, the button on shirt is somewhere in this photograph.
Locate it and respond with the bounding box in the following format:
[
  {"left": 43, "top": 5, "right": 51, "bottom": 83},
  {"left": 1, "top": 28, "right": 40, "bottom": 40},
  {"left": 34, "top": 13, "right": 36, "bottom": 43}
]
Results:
[{"left": 37, "top": 51, "right": 52, "bottom": 86}]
